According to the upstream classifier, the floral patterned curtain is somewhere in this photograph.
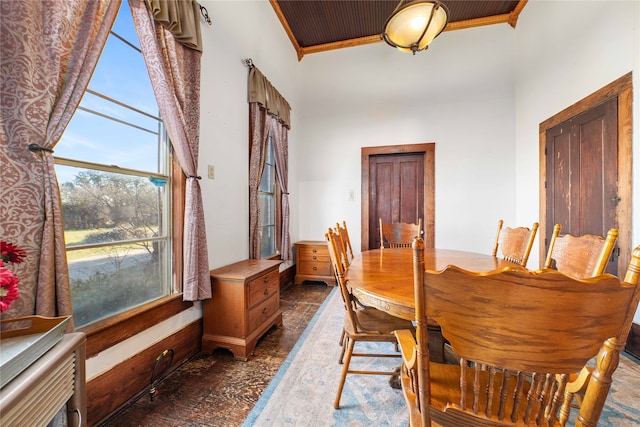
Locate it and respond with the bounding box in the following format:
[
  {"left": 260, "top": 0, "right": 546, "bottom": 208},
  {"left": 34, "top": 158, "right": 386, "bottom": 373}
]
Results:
[
  {"left": 130, "top": 0, "right": 210, "bottom": 300},
  {"left": 0, "top": 0, "right": 120, "bottom": 323},
  {"left": 270, "top": 120, "right": 291, "bottom": 260},
  {"left": 248, "top": 103, "right": 273, "bottom": 259}
]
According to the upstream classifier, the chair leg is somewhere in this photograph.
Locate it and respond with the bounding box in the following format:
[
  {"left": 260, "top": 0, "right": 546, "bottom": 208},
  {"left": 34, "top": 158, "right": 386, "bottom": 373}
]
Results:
[
  {"left": 334, "top": 337, "right": 355, "bottom": 409},
  {"left": 559, "top": 390, "right": 573, "bottom": 425},
  {"left": 338, "top": 334, "right": 348, "bottom": 365}
]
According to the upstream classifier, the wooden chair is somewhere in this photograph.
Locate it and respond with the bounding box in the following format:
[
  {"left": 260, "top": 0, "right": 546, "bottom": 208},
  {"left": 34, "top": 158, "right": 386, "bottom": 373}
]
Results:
[
  {"left": 378, "top": 217, "right": 446, "bottom": 362},
  {"left": 543, "top": 224, "right": 619, "bottom": 410},
  {"left": 334, "top": 220, "right": 403, "bottom": 363},
  {"left": 335, "top": 221, "right": 354, "bottom": 268},
  {"left": 380, "top": 218, "right": 423, "bottom": 249},
  {"left": 326, "top": 228, "right": 415, "bottom": 410},
  {"left": 492, "top": 219, "right": 539, "bottom": 267},
  {"left": 332, "top": 223, "right": 351, "bottom": 362},
  {"left": 335, "top": 220, "right": 358, "bottom": 363},
  {"left": 394, "top": 237, "right": 640, "bottom": 426},
  {"left": 544, "top": 224, "right": 619, "bottom": 279}
]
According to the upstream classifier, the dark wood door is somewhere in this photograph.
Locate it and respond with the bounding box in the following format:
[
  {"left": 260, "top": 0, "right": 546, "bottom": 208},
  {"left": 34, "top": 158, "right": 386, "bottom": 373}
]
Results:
[
  {"left": 368, "top": 152, "right": 424, "bottom": 249},
  {"left": 545, "top": 97, "right": 618, "bottom": 274},
  {"left": 361, "top": 143, "right": 435, "bottom": 251}
]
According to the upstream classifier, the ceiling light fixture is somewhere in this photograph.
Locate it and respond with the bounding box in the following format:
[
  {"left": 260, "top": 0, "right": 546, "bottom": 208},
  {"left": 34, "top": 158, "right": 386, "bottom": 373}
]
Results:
[{"left": 382, "top": 0, "right": 449, "bottom": 54}]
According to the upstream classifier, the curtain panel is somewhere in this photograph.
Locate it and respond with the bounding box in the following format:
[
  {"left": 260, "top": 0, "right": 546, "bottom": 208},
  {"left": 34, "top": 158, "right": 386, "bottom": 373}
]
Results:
[
  {"left": 271, "top": 120, "right": 292, "bottom": 260},
  {"left": 131, "top": 0, "right": 210, "bottom": 301},
  {"left": 271, "top": 117, "right": 292, "bottom": 260},
  {"left": 0, "top": 0, "right": 120, "bottom": 325},
  {"left": 248, "top": 103, "right": 273, "bottom": 260}
]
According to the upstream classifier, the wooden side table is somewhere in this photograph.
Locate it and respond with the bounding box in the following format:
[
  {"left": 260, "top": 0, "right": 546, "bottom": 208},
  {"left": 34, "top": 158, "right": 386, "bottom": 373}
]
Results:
[
  {"left": 202, "top": 259, "right": 282, "bottom": 361},
  {"left": 294, "top": 240, "right": 336, "bottom": 286}
]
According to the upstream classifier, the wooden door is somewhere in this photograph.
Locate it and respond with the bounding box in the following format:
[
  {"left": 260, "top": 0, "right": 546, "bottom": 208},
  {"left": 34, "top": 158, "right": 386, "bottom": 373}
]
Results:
[
  {"left": 361, "top": 144, "right": 435, "bottom": 251},
  {"left": 540, "top": 73, "right": 634, "bottom": 360},
  {"left": 545, "top": 98, "right": 619, "bottom": 275},
  {"left": 370, "top": 152, "right": 424, "bottom": 249}
]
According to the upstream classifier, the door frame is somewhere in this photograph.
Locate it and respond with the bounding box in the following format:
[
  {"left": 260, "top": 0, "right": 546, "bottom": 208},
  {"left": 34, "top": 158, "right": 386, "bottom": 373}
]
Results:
[
  {"left": 361, "top": 143, "right": 435, "bottom": 251},
  {"left": 539, "top": 72, "right": 632, "bottom": 274}
]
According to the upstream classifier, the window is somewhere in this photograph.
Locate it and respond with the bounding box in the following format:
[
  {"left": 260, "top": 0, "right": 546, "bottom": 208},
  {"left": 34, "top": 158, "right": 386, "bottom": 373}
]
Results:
[
  {"left": 54, "top": 2, "right": 172, "bottom": 328},
  {"left": 258, "top": 133, "right": 280, "bottom": 258}
]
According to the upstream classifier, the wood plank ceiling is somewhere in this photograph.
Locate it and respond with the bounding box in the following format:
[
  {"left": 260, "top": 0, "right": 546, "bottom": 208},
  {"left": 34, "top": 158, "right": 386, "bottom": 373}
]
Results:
[{"left": 270, "top": 0, "right": 528, "bottom": 60}]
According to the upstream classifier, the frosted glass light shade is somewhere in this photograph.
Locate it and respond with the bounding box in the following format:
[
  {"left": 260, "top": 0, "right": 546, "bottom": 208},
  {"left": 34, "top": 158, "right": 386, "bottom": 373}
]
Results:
[{"left": 383, "top": 1, "right": 448, "bottom": 54}]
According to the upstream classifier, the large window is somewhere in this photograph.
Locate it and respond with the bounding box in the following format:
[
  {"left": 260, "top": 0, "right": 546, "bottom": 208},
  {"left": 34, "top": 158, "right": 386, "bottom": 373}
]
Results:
[
  {"left": 55, "top": 3, "right": 172, "bottom": 328},
  {"left": 258, "top": 133, "right": 280, "bottom": 258}
]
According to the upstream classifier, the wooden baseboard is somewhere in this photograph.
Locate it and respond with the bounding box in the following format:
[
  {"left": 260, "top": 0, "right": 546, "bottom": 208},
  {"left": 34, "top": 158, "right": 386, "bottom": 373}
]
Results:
[
  {"left": 280, "top": 262, "right": 295, "bottom": 288},
  {"left": 88, "top": 320, "right": 202, "bottom": 426},
  {"left": 626, "top": 322, "right": 640, "bottom": 360}
]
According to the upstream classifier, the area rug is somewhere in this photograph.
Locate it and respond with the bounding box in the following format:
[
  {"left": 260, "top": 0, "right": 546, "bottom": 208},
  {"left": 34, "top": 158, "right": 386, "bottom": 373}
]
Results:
[{"left": 243, "top": 288, "right": 640, "bottom": 426}]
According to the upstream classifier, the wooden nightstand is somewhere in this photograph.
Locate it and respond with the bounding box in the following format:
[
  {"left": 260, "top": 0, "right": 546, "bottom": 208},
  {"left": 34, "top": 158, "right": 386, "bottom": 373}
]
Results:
[
  {"left": 202, "top": 259, "right": 282, "bottom": 361},
  {"left": 294, "top": 240, "right": 336, "bottom": 286}
]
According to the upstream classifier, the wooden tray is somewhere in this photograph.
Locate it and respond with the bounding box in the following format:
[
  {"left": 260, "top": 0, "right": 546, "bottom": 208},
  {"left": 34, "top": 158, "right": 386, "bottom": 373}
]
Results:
[{"left": 0, "top": 315, "right": 71, "bottom": 388}]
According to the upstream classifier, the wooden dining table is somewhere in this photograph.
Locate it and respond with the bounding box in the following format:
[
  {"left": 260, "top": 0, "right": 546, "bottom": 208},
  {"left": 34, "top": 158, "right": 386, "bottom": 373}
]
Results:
[
  {"left": 345, "top": 247, "right": 524, "bottom": 320},
  {"left": 345, "top": 247, "right": 524, "bottom": 361}
]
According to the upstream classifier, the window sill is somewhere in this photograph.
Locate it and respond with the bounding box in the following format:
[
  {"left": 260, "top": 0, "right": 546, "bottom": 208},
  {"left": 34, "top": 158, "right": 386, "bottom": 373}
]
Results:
[{"left": 79, "top": 294, "right": 194, "bottom": 358}]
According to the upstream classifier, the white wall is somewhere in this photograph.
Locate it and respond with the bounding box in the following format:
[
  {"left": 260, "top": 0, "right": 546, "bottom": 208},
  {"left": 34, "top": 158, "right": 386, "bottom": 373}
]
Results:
[
  {"left": 297, "top": 24, "right": 518, "bottom": 254},
  {"left": 199, "top": 0, "right": 301, "bottom": 269},
  {"left": 513, "top": 0, "right": 640, "bottom": 320}
]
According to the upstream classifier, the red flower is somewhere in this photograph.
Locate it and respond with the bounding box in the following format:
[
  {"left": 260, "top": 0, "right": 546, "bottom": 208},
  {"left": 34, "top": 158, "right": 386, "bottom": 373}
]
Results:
[
  {"left": 0, "top": 261, "right": 20, "bottom": 313},
  {"left": 1, "top": 241, "right": 27, "bottom": 264},
  {"left": 0, "top": 241, "right": 26, "bottom": 313}
]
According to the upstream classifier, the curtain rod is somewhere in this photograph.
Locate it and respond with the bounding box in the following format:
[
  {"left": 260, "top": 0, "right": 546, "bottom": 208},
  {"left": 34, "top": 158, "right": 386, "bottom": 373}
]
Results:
[{"left": 243, "top": 58, "right": 254, "bottom": 68}]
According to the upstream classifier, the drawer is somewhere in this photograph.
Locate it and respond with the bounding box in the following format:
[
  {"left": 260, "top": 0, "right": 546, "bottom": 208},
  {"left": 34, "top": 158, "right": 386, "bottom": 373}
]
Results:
[
  {"left": 298, "top": 245, "right": 328, "bottom": 257},
  {"left": 298, "top": 261, "right": 331, "bottom": 276},
  {"left": 247, "top": 269, "right": 279, "bottom": 308},
  {"left": 248, "top": 293, "right": 279, "bottom": 333},
  {"left": 298, "top": 254, "right": 331, "bottom": 264},
  {"left": 298, "top": 248, "right": 331, "bottom": 262}
]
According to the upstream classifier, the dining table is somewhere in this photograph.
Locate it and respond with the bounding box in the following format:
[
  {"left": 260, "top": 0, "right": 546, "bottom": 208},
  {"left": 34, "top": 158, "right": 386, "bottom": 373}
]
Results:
[{"left": 344, "top": 247, "right": 525, "bottom": 362}]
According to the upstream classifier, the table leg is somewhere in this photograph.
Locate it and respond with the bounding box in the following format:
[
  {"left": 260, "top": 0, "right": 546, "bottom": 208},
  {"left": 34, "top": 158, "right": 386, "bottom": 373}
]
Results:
[{"left": 428, "top": 324, "right": 445, "bottom": 363}]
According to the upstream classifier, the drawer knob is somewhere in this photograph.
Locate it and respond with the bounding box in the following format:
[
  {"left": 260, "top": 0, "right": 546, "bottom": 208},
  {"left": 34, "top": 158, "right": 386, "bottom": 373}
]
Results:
[
  {"left": 262, "top": 307, "right": 268, "bottom": 315},
  {"left": 264, "top": 288, "right": 269, "bottom": 296},
  {"left": 312, "top": 248, "right": 317, "bottom": 253},
  {"left": 312, "top": 256, "right": 317, "bottom": 260},
  {"left": 313, "top": 267, "right": 317, "bottom": 271}
]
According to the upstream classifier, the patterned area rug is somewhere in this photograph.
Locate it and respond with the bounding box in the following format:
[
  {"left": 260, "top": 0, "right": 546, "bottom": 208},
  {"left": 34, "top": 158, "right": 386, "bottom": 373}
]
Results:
[{"left": 243, "top": 288, "right": 640, "bottom": 426}]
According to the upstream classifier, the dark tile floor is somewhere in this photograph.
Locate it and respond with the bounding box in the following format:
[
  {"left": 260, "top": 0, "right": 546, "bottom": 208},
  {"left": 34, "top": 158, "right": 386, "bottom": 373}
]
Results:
[{"left": 99, "top": 281, "right": 333, "bottom": 427}]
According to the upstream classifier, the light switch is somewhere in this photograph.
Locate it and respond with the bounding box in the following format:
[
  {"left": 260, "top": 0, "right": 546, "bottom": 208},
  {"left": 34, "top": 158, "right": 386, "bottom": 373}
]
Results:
[{"left": 208, "top": 164, "right": 215, "bottom": 179}]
